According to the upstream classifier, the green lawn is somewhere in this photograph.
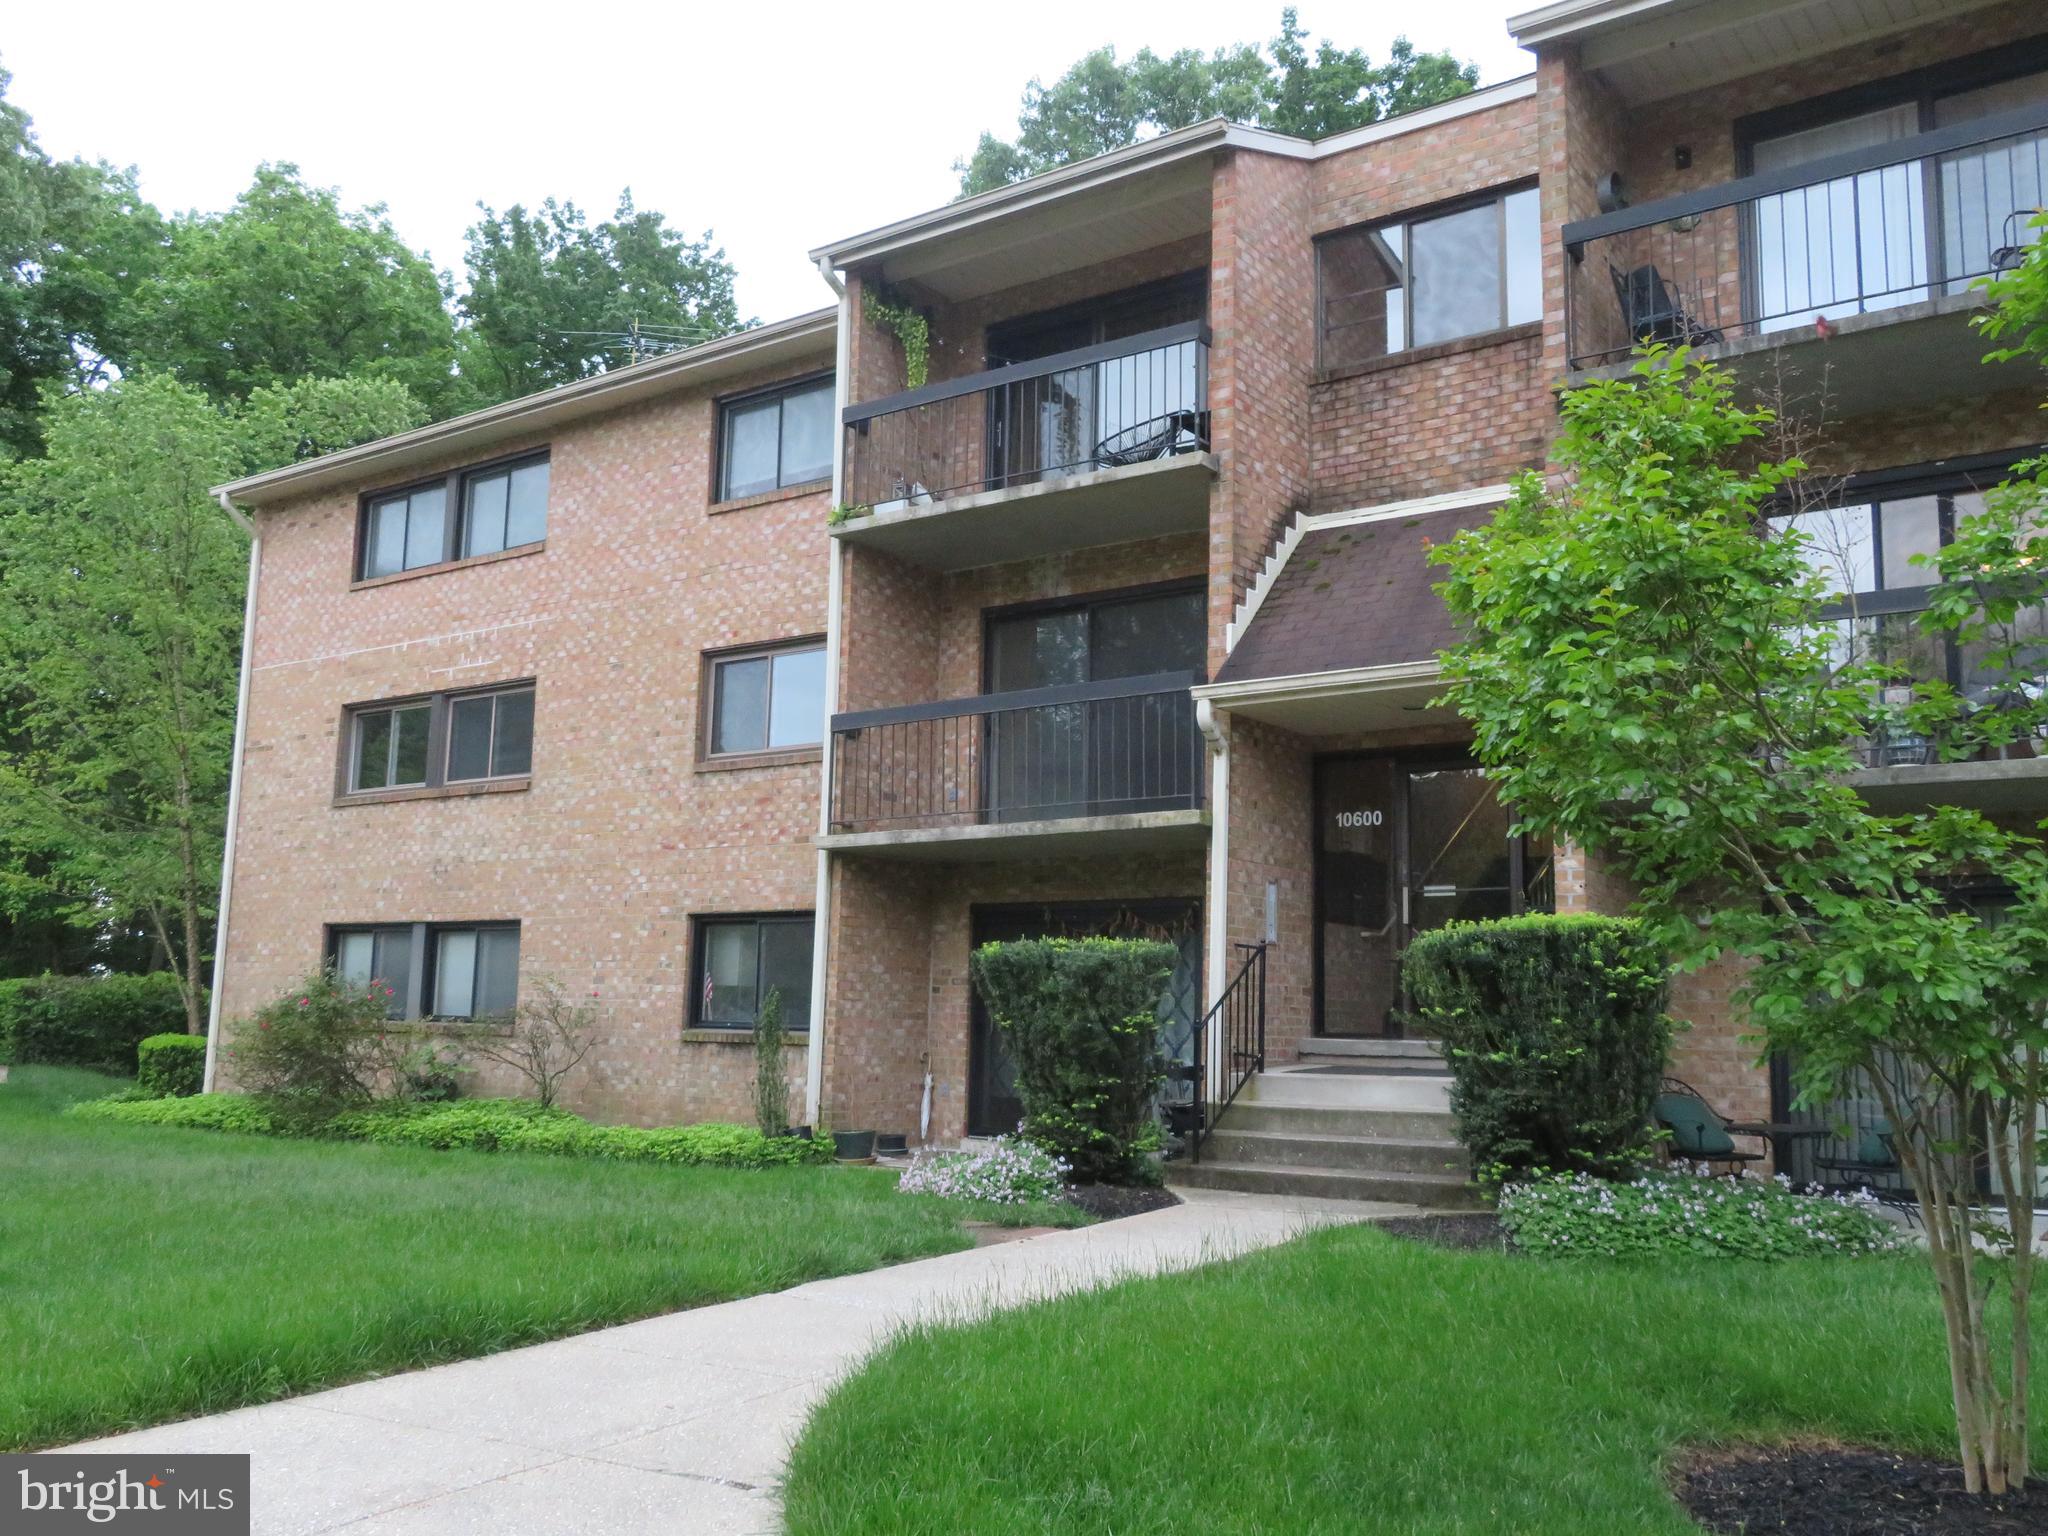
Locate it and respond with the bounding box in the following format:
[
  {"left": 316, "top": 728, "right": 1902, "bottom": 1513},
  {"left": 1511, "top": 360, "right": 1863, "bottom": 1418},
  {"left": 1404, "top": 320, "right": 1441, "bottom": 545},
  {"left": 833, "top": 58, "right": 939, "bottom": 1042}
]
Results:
[
  {"left": 784, "top": 1221, "right": 2048, "bottom": 1536},
  {"left": 0, "top": 1066, "right": 979, "bottom": 1450}
]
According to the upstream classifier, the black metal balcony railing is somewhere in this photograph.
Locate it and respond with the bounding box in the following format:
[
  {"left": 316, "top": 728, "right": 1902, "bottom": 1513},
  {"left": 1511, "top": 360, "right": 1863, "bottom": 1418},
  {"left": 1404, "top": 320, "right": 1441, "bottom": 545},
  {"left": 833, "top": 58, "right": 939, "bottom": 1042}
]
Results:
[
  {"left": 828, "top": 671, "right": 1205, "bottom": 834},
  {"left": 1563, "top": 97, "right": 2048, "bottom": 368},
  {"left": 841, "top": 322, "right": 1210, "bottom": 510}
]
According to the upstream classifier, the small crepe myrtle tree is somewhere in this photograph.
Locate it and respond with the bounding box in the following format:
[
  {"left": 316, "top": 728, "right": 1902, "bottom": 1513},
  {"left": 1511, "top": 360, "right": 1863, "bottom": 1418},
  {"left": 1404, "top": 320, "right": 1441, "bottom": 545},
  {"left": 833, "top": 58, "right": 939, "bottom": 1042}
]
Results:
[
  {"left": 450, "top": 974, "right": 596, "bottom": 1110},
  {"left": 1428, "top": 343, "right": 2044, "bottom": 1495},
  {"left": 970, "top": 936, "right": 1175, "bottom": 1185}
]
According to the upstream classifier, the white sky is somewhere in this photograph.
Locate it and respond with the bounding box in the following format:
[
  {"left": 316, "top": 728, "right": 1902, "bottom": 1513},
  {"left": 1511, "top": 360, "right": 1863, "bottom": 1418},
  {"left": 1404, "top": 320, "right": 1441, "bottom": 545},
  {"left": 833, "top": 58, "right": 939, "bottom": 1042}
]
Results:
[{"left": 3, "top": 1, "right": 1533, "bottom": 323}]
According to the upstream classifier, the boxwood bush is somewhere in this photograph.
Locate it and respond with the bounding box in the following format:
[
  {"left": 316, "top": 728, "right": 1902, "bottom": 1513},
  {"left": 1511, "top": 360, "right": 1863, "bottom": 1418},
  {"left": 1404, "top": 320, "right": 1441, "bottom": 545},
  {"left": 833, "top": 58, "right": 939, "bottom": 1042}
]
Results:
[
  {"left": 135, "top": 1033, "right": 206, "bottom": 1098},
  {"left": 0, "top": 972, "right": 195, "bottom": 1073},
  {"left": 1403, "top": 914, "right": 1673, "bottom": 1183},
  {"left": 68, "top": 1093, "right": 835, "bottom": 1170},
  {"left": 970, "top": 936, "right": 1175, "bottom": 1185},
  {"left": 1499, "top": 1169, "right": 1905, "bottom": 1260}
]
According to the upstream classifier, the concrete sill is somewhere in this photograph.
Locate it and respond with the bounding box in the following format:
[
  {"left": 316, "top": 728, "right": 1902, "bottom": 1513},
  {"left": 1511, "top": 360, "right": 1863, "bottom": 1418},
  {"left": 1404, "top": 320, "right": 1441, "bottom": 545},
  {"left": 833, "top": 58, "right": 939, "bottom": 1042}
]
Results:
[
  {"left": 351, "top": 540, "right": 545, "bottom": 591},
  {"left": 680, "top": 1029, "right": 812, "bottom": 1046},
  {"left": 335, "top": 777, "right": 532, "bottom": 808}
]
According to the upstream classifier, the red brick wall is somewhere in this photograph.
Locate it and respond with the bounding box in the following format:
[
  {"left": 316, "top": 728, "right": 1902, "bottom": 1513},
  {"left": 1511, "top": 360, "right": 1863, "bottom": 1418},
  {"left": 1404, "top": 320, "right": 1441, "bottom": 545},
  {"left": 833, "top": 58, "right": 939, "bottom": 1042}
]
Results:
[{"left": 223, "top": 349, "right": 835, "bottom": 1127}]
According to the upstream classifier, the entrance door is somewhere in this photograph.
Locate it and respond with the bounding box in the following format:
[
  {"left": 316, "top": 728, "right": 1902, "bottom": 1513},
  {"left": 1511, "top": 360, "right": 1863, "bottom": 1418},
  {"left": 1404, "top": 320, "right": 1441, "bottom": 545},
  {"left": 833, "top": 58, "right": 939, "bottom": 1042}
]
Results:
[
  {"left": 1314, "top": 756, "right": 1553, "bottom": 1038},
  {"left": 967, "top": 900, "right": 1201, "bottom": 1138}
]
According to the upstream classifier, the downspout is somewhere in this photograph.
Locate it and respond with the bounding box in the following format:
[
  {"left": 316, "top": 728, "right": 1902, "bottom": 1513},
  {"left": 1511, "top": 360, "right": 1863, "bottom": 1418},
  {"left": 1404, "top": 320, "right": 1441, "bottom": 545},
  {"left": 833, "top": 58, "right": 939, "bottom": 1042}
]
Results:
[
  {"left": 804, "top": 259, "right": 851, "bottom": 1126},
  {"left": 1196, "top": 697, "right": 1230, "bottom": 1104},
  {"left": 202, "top": 491, "right": 259, "bottom": 1094}
]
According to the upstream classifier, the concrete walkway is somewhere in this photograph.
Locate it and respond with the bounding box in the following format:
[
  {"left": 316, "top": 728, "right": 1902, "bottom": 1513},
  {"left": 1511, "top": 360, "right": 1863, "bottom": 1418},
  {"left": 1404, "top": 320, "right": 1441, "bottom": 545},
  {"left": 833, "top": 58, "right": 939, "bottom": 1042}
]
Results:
[{"left": 68, "top": 1189, "right": 1397, "bottom": 1535}]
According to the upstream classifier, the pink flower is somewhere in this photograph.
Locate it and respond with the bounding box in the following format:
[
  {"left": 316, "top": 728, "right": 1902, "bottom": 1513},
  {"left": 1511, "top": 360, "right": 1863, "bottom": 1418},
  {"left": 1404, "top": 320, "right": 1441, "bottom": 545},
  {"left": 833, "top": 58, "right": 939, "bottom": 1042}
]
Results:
[
  {"left": 258, "top": 1021, "right": 270, "bottom": 1031},
  {"left": 298, "top": 998, "right": 309, "bottom": 1008}
]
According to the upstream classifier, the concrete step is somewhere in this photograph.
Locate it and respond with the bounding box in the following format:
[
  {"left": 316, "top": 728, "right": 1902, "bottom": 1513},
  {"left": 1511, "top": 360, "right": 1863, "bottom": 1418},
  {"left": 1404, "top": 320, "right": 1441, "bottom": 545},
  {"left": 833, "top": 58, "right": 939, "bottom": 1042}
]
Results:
[
  {"left": 1204, "top": 1127, "right": 1470, "bottom": 1177},
  {"left": 1219, "top": 1100, "right": 1460, "bottom": 1140},
  {"left": 1241, "top": 1070, "right": 1452, "bottom": 1113},
  {"left": 1170, "top": 1160, "right": 1482, "bottom": 1208},
  {"left": 1297, "top": 1037, "right": 1443, "bottom": 1059}
]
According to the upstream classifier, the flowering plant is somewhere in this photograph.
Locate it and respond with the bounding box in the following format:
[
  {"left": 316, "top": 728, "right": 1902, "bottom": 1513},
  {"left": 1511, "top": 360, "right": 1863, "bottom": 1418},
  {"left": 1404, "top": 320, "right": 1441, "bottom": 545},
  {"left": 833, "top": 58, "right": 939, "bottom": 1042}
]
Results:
[
  {"left": 896, "top": 1134, "right": 1069, "bottom": 1205},
  {"left": 1498, "top": 1166, "right": 1906, "bottom": 1261},
  {"left": 228, "top": 968, "right": 404, "bottom": 1127}
]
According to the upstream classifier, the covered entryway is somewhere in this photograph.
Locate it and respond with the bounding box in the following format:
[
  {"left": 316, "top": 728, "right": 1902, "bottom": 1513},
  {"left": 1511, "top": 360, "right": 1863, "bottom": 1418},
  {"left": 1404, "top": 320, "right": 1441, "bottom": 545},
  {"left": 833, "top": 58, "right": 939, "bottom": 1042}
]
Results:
[{"left": 1313, "top": 753, "right": 1553, "bottom": 1039}]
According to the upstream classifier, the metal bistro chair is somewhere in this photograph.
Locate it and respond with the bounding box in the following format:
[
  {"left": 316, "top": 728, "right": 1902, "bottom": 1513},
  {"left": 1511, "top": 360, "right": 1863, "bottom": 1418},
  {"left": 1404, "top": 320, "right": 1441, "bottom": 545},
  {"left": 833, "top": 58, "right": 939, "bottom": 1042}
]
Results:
[
  {"left": 1653, "top": 1076, "right": 1766, "bottom": 1175},
  {"left": 1610, "top": 262, "right": 1723, "bottom": 349},
  {"left": 1094, "top": 408, "right": 1210, "bottom": 470}
]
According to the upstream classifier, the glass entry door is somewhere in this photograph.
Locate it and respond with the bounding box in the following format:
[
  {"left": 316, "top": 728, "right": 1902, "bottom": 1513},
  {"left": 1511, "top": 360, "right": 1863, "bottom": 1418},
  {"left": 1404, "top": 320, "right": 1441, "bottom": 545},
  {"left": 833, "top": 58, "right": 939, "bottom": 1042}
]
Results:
[
  {"left": 968, "top": 901, "right": 1201, "bottom": 1138},
  {"left": 1314, "top": 756, "right": 1553, "bottom": 1038}
]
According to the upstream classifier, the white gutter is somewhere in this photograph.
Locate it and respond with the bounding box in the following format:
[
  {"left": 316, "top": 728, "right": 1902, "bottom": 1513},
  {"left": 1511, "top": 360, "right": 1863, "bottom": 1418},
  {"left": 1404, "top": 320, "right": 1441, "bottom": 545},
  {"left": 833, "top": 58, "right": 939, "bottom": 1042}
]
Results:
[
  {"left": 202, "top": 491, "right": 259, "bottom": 1093},
  {"left": 803, "top": 276, "right": 853, "bottom": 1127},
  {"left": 1196, "top": 698, "right": 1230, "bottom": 1103}
]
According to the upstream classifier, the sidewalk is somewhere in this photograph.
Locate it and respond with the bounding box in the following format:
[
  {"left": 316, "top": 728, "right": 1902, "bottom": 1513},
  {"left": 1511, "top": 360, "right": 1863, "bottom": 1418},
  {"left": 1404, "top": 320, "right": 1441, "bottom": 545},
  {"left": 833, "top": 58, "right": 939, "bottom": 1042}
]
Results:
[{"left": 66, "top": 1189, "right": 1396, "bottom": 1535}]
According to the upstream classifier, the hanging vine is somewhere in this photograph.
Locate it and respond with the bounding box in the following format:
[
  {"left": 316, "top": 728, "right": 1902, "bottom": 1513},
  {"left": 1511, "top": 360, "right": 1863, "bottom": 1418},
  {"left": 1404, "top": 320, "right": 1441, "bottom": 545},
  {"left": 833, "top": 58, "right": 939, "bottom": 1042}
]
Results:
[{"left": 862, "top": 286, "right": 930, "bottom": 390}]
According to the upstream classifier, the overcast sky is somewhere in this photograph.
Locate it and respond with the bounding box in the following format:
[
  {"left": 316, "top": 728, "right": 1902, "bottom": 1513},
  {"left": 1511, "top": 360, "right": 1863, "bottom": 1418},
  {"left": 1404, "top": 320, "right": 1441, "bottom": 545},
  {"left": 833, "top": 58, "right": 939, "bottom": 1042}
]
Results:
[{"left": 4, "top": 2, "right": 1533, "bottom": 322}]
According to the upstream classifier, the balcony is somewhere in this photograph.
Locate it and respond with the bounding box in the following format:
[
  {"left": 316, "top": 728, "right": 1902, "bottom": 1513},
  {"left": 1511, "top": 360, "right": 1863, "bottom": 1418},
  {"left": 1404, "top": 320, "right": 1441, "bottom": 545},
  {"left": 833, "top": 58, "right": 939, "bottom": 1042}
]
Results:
[
  {"left": 1562, "top": 98, "right": 2048, "bottom": 413},
  {"left": 820, "top": 671, "right": 1208, "bottom": 861},
  {"left": 835, "top": 323, "right": 1216, "bottom": 571}
]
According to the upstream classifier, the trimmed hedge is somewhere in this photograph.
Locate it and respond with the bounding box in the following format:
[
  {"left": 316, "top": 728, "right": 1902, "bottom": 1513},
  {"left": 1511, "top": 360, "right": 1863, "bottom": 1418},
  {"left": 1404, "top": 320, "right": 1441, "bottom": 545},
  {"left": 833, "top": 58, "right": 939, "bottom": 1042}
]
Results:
[
  {"left": 68, "top": 1093, "right": 836, "bottom": 1170},
  {"left": 136, "top": 1034, "right": 206, "bottom": 1098},
  {"left": 0, "top": 973, "right": 197, "bottom": 1074},
  {"left": 970, "top": 936, "right": 1175, "bottom": 1185},
  {"left": 1403, "top": 914, "right": 1673, "bottom": 1184}
]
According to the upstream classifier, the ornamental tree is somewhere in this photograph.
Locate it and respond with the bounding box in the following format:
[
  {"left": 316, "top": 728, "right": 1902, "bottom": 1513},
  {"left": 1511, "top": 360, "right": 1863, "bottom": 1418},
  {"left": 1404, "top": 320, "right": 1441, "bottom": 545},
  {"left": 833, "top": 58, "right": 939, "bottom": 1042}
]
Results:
[{"left": 1429, "top": 344, "right": 2044, "bottom": 1494}]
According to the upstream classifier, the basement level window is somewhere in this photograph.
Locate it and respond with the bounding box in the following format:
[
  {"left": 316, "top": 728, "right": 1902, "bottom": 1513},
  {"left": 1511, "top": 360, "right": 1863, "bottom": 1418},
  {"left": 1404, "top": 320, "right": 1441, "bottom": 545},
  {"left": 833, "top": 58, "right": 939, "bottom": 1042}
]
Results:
[
  {"left": 329, "top": 921, "right": 521, "bottom": 1021},
  {"left": 360, "top": 452, "right": 549, "bottom": 580},
  {"left": 691, "top": 913, "right": 814, "bottom": 1030}
]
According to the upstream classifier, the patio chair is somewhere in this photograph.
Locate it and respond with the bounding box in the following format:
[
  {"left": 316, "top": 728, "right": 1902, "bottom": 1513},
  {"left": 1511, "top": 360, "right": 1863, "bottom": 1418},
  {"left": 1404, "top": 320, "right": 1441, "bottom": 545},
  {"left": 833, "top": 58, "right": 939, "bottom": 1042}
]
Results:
[
  {"left": 1653, "top": 1077, "right": 1765, "bottom": 1173},
  {"left": 1813, "top": 1117, "right": 1899, "bottom": 1185},
  {"left": 1610, "top": 262, "right": 1723, "bottom": 349},
  {"left": 1095, "top": 409, "right": 1209, "bottom": 470}
]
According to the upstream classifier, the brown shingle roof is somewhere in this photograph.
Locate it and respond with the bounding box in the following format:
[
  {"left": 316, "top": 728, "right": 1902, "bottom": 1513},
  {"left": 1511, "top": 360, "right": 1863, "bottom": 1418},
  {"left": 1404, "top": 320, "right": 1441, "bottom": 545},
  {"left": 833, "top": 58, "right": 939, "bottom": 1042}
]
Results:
[{"left": 1215, "top": 500, "right": 1499, "bottom": 685}]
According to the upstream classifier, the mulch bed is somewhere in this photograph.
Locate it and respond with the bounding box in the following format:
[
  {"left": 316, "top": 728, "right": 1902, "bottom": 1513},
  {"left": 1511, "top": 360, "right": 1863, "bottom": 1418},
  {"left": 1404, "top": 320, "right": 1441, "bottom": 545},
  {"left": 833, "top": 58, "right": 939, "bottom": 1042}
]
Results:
[
  {"left": 1673, "top": 1444, "right": 2047, "bottom": 1535},
  {"left": 1061, "top": 1184, "right": 1181, "bottom": 1221},
  {"left": 1373, "top": 1211, "right": 1514, "bottom": 1252}
]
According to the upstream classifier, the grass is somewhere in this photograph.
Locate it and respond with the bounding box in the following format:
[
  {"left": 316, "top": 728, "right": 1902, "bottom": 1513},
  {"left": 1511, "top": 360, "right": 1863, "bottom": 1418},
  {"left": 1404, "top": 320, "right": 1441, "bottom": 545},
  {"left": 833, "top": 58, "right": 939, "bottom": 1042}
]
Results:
[
  {"left": 0, "top": 1066, "right": 985, "bottom": 1450},
  {"left": 784, "top": 1221, "right": 2048, "bottom": 1536}
]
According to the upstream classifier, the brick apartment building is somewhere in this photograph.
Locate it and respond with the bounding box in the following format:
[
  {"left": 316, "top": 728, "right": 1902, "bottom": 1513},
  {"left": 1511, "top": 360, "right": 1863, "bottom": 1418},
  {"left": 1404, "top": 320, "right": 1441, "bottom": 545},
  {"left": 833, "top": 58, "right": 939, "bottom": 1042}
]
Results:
[{"left": 208, "top": 0, "right": 2048, "bottom": 1196}]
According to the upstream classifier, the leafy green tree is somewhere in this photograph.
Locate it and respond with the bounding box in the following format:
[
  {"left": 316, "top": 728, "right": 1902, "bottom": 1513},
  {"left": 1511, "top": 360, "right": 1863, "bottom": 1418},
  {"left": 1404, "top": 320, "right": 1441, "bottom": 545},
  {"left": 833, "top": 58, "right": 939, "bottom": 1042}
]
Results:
[
  {"left": 127, "top": 165, "right": 457, "bottom": 410},
  {"left": 457, "top": 190, "right": 745, "bottom": 405},
  {"left": 0, "top": 67, "right": 168, "bottom": 458},
  {"left": 0, "top": 373, "right": 423, "bottom": 1030},
  {"left": 1429, "top": 345, "right": 2044, "bottom": 1494},
  {"left": 956, "top": 10, "right": 1476, "bottom": 196}
]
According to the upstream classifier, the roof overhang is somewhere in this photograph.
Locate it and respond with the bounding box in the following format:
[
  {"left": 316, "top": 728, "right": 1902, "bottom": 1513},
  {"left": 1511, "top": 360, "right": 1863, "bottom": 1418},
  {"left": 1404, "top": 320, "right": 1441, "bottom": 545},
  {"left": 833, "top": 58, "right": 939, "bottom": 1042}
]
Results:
[
  {"left": 810, "top": 77, "right": 1535, "bottom": 303},
  {"left": 1508, "top": 0, "right": 2012, "bottom": 104},
  {"left": 214, "top": 308, "right": 837, "bottom": 509},
  {"left": 1194, "top": 662, "right": 1453, "bottom": 736}
]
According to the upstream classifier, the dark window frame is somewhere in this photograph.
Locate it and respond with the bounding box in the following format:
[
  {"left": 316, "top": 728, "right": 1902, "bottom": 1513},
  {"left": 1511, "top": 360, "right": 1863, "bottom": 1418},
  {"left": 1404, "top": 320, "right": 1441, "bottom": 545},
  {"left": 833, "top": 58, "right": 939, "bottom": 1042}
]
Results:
[
  {"left": 688, "top": 912, "right": 816, "bottom": 1032},
  {"left": 700, "top": 637, "right": 827, "bottom": 760},
  {"left": 340, "top": 680, "right": 537, "bottom": 796},
  {"left": 356, "top": 449, "right": 551, "bottom": 582},
  {"left": 713, "top": 373, "right": 835, "bottom": 502},
  {"left": 1315, "top": 179, "right": 1541, "bottom": 370},
  {"left": 326, "top": 920, "right": 521, "bottom": 1023}
]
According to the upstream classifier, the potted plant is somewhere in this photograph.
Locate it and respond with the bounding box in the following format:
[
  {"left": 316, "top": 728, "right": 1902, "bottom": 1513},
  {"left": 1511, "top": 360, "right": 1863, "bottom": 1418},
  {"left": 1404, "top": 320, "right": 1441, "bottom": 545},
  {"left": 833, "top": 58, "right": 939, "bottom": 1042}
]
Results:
[{"left": 833, "top": 1129, "right": 877, "bottom": 1163}]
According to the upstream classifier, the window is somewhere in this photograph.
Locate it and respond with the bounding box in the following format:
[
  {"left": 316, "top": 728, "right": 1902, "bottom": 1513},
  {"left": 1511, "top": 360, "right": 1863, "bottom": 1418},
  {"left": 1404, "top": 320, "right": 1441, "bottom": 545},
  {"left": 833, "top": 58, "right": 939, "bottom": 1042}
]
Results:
[
  {"left": 343, "top": 683, "right": 535, "bottom": 795},
  {"left": 359, "top": 453, "right": 550, "bottom": 579},
  {"left": 1318, "top": 185, "right": 1541, "bottom": 368},
  {"left": 692, "top": 915, "right": 813, "bottom": 1030},
  {"left": 350, "top": 702, "right": 433, "bottom": 791},
  {"left": 328, "top": 922, "right": 520, "bottom": 1020},
  {"left": 446, "top": 686, "right": 535, "bottom": 782},
  {"left": 706, "top": 642, "right": 825, "bottom": 756},
  {"left": 717, "top": 377, "right": 833, "bottom": 500}
]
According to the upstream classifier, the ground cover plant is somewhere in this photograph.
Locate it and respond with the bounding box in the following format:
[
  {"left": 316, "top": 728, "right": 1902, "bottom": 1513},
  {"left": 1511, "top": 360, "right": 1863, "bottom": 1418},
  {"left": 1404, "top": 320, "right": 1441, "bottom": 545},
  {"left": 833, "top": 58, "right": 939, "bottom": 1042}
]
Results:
[
  {"left": 1498, "top": 1168, "right": 1905, "bottom": 1260},
  {"left": 0, "top": 1066, "right": 977, "bottom": 1450},
  {"left": 781, "top": 1221, "right": 2047, "bottom": 1536}
]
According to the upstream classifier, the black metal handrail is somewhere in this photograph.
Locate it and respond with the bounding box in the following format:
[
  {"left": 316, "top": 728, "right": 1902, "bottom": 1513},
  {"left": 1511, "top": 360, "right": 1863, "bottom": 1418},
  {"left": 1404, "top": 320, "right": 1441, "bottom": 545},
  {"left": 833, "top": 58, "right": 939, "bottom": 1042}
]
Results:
[
  {"left": 842, "top": 322, "right": 1211, "bottom": 507},
  {"left": 829, "top": 670, "right": 1205, "bottom": 833},
  {"left": 1562, "top": 98, "right": 2048, "bottom": 368},
  {"left": 1186, "top": 941, "right": 1267, "bottom": 1164}
]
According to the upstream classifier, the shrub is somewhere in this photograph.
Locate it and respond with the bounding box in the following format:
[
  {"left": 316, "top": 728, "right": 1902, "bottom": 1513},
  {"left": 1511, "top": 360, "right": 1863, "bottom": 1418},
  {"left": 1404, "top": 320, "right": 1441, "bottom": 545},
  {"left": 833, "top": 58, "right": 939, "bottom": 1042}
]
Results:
[
  {"left": 753, "top": 986, "right": 789, "bottom": 1137},
  {"left": 970, "top": 936, "right": 1175, "bottom": 1186},
  {"left": 1498, "top": 1168, "right": 1906, "bottom": 1260},
  {"left": 0, "top": 973, "right": 196, "bottom": 1073},
  {"left": 444, "top": 975, "right": 595, "bottom": 1109},
  {"left": 896, "top": 1135, "right": 1069, "bottom": 1204},
  {"left": 135, "top": 1033, "right": 206, "bottom": 1098},
  {"left": 393, "top": 1042, "right": 467, "bottom": 1102},
  {"left": 69, "top": 1092, "right": 280, "bottom": 1136},
  {"left": 1403, "top": 915, "right": 1673, "bottom": 1183},
  {"left": 226, "top": 969, "right": 400, "bottom": 1127}
]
